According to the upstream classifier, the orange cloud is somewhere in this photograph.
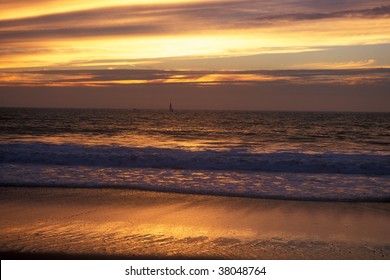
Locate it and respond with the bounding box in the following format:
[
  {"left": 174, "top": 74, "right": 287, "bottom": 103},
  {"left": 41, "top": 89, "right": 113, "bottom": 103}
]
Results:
[{"left": 1, "top": 69, "right": 388, "bottom": 87}]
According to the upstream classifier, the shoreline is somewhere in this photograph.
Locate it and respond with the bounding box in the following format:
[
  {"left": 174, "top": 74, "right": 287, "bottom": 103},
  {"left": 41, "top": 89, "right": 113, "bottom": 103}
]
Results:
[
  {"left": 1, "top": 183, "right": 389, "bottom": 203},
  {"left": 0, "top": 186, "right": 389, "bottom": 259}
]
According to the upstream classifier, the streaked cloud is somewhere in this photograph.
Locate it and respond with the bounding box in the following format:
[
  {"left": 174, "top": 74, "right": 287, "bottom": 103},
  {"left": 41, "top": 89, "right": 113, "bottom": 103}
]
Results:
[
  {"left": 0, "top": 0, "right": 389, "bottom": 72},
  {"left": 1, "top": 2, "right": 389, "bottom": 41},
  {"left": 291, "top": 59, "right": 377, "bottom": 70},
  {"left": 0, "top": 0, "right": 209, "bottom": 20},
  {"left": 1, "top": 68, "right": 389, "bottom": 87},
  {"left": 246, "top": 5, "right": 390, "bottom": 23}
]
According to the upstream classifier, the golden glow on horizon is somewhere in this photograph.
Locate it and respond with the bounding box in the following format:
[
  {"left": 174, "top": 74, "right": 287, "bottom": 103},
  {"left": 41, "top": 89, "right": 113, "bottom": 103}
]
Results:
[
  {"left": 0, "top": 72, "right": 290, "bottom": 86},
  {"left": 0, "top": 72, "right": 94, "bottom": 86},
  {"left": 162, "top": 73, "right": 292, "bottom": 84},
  {"left": 2, "top": 70, "right": 387, "bottom": 87},
  {"left": 293, "top": 59, "right": 377, "bottom": 69}
]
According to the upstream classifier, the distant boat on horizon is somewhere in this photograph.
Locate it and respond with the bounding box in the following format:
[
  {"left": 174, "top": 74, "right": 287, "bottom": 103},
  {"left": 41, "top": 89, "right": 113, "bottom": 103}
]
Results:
[{"left": 169, "top": 102, "right": 174, "bottom": 112}]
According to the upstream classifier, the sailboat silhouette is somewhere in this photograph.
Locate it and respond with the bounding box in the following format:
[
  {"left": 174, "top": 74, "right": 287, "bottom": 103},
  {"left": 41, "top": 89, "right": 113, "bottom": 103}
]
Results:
[{"left": 169, "top": 102, "right": 174, "bottom": 112}]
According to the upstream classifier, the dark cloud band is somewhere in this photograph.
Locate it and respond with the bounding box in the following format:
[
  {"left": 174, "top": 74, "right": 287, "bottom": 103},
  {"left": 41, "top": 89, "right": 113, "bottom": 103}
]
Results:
[{"left": 2, "top": 68, "right": 389, "bottom": 86}]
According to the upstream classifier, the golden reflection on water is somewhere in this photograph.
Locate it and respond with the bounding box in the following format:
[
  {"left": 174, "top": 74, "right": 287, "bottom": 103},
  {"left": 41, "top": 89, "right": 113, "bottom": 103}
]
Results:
[
  {"left": 3, "top": 132, "right": 315, "bottom": 154},
  {"left": 0, "top": 187, "right": 389, "bottom": 258},
  {"left": 6, "top": 133, "right": 230, "bottom": 151}
]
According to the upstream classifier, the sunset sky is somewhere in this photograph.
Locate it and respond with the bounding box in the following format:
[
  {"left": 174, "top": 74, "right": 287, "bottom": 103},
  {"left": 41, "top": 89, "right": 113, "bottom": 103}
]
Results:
[{"left": 1, "top": 0, "right": 389, "bottom": 111}]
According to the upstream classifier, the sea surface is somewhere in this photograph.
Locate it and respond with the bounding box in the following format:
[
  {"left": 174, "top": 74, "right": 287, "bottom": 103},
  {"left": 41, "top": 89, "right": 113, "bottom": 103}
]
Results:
[{"left": 0, "top": 108, "right": 389, "bottom": 201}]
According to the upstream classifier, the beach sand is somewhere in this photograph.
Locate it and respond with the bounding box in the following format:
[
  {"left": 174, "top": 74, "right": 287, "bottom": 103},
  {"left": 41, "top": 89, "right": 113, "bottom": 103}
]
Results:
[{"left": 0, "top": 186, "right": 389, "bottom": 259}]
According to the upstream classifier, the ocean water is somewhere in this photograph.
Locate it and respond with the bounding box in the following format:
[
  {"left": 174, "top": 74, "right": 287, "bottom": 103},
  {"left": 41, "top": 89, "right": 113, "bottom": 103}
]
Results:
[{"left": 0, "top": 108, "right": 389, "bottom": 201}]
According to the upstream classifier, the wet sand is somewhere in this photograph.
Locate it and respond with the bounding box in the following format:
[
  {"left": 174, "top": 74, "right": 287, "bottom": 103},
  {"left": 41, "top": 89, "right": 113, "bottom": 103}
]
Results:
[{"left": 0, "top": 186, "right": 389, "bottom": 259}]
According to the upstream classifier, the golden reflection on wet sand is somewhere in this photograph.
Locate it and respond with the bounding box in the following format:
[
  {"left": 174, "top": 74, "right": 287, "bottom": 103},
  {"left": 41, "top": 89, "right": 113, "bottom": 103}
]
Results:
[{"left": 0, "top": 187, "right": 389, "bottom": 259}]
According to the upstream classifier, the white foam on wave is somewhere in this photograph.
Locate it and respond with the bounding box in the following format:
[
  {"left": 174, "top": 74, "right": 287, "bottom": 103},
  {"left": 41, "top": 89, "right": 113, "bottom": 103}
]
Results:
[
  {"left": 0, "top": 164, "right": 389, "bottom": 201},
  {"left": 1, "top": 143, "right": 389, "bottom": 175}
]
